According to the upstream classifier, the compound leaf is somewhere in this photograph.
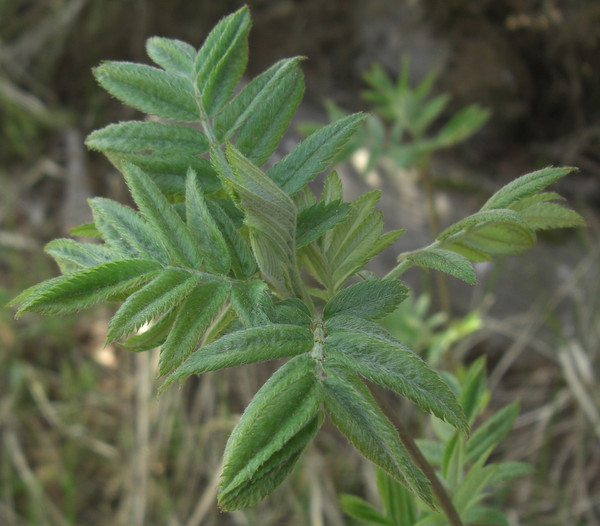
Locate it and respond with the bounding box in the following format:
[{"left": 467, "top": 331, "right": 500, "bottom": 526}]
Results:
[
  {"left": 218, "top": 355, "right": 323, "bottom": 510},
  {"left": 436, "top": 209, "right": 524, "bottom": 242},
  {"left": 122, "top": 307, "right": 180, "bottom": 352},
  {"left": 225, "top": 145, "right": 300, "bottom": 297}
]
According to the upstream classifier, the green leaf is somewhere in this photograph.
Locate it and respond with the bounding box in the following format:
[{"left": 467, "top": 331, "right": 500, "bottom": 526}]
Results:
[
  {"left": 454, "top": 462, "right": 498, "bottom": 513},
  {"left": 45, "top": 238, "right": 119, "bottom": 272},
  {"left": 459, "top": 356, "right": 487, "bottom": 425},
  {"left": 466, "top": 401, "right": 519, "bottom": 463},
  {"left": 376, "top": 468, "right": 418, "bottom": 526},
  {"left": 296, "top": 199, "right": 351, "bottom": 248},
  {"left": 481, "top": 166, "right": 577, "bottom": 211},
  {"left": 107, "top": 269, "right": 201, "bottom": 342},
  {"left": 93, "top": 62, "right": 200, "bottom": 121},
  {"left": 339, "top": 494, "right": 391, "bottom": 525},
  {"left": 443, "top": 241, "right": 491, "bottom": 262},
  {"left": 230, "top": 279, "right": 273, "bottom": 328},
  {"left": 15, "top": 259, "right": 162, "bottom": 317},
  {"left": 488, "top": 461, "right": 534, "bottom": 484},
  {"left": 463, "top": 506, "right": 508, "bottom": 526},
  {"left": 162, "top": 324, "right": 314, "bottom": 388},
  {"left": 322, "top": 170, "right": 343, "bottom": 204},
  {"left": 205, "top": 199, "right": 257, "bottom": 279},
  {"left": 194, "top": 6, "right": 250, "bottom": 116},
  {"left": 218, "top": 355, "right": 323, "bottom": 510},
  {"left": 272, "top": 298, "right": 312, "bottom": 328},
  {"left": 267, "top": 113, "right": 366, "bottom": 194},
  {"left": 159, "top": 281, "right": 230, "bottom": 375},
  {"left": 517, "top": 202, "right": 585, "bottom": 231},
  {"left": 86, "top": 121, "right": 209, "bottom": 157},
  {"left": 460, "top": 222, "right": 536, "bottom": 255},
  {"left": 225, "top": 145, "right": 300, "bottom": 297},
  {"left": 146, "top": 37, "right": 196, "bottom": 78},
  {"left": 436, "top": 209, "right": 524, "bottom": 242},
  {"left": 234, "top": 61, "right": 304, "bottom": 166},
  {"left": 89, "top": 198, "right": 169, "bottom": 264},
  {"left": 214, "top": 58, "right": 303, "bottom": 143},
  {"left": 406, "top": 249, "right": 476, "bottom": 285},
  {"left": 122, "top": 308, "right": 180, "bottom": 352},
  {"left": 185, "top": 169, "right": 230, "bottom": 274},
  {"left": 324, "top": 279, "right": 409, "bottom": 320},
  {"left": 322, "top": 365, "right": 433, "bottom": 507},
  {"left": 434, "top": 105, "right": 490, "bottom": 148},
  {"left": 123, "top": 163, "right": 202, "bottom": 268},
  {"left": 68, "top": 222, "right": 101, "bottom": 238},
  {"left": 324, "top": 319, "right": 468, "bottom": 434}
]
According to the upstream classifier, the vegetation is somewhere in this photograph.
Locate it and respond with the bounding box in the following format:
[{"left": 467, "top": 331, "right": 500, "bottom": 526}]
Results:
[{"left": 4, "top": 5, "right": 595, "bottom": 526}]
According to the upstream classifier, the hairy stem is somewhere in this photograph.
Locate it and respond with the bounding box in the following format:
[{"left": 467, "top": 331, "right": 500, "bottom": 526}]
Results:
[{"left": 373, "top": 389, "right": 464, "bottom": 526}]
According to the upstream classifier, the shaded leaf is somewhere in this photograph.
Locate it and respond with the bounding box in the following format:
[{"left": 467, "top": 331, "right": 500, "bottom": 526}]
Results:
[
  {"left": 296, "top": 199, "right": 351, "bottom": 248},
  {"left": 339, "top": 495, "right": 390, "bottom": 525},
  {"left": 159, "top": 281, "right": 230, "bottom": 375},
  {"left": 123, "top": 163, "right": 202, "bottom": 268},
  {"left": 186, "top": 169, "right": 231, "bottom": 274},
  {"left": 230, "top": 279, "right": 273, "bottom": 328},
  {"left": 466, "top": 401, "right": 519, "bottom": 463},
  {"left": 45, "top": 238, "right": 119, "bottom": 272},
  {"left": 107, "top": 269, "right": 201, "bottom": 342}
]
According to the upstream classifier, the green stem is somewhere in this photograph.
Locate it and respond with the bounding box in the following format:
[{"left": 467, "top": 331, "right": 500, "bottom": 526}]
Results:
[{"left": 373, "top": 390, "right": 464, "bottom": 526}]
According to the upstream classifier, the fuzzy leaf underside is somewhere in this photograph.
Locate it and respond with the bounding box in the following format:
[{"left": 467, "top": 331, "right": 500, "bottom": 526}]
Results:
[{"left": 218, "top": 355, "right": 323, "bottom": 510}]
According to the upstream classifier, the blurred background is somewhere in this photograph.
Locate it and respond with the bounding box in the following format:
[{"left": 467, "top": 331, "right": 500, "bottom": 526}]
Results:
[{"left": 1, "top": 1, "right": 599, "bottom": 525}]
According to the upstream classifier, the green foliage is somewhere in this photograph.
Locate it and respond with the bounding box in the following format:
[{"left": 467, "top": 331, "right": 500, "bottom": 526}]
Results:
[
  {"left": 341, "top": 359, "right": 533, "bottom": 526},
  {"left": 9, "top": 5, "right": 583, "bottom": 521}
]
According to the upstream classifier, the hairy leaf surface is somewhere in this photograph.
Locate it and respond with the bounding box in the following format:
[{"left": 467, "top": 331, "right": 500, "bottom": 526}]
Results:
[
  {"left": 146, "top": 37, "right": 196, "bottom": 78},
  {"left": 94, "top": 62, "right": 200, "bottom": 121},
  {"left": 324, "top": 316, "right": 468, "bottom": 433},
  {"left": 218, "top": 355, "right": 323, "bottom": 510},
  {"left": 323, "top": 365, "right": 433, "bottom": 506},
  {"left": 162, "top": 324, "right": 314, "bottom": 388},
  {"left": 406, "top": 249, "right": 476, "bottom": 285},
  {"left": 324, "top": 279, "right": 409, "bottom": 320}
]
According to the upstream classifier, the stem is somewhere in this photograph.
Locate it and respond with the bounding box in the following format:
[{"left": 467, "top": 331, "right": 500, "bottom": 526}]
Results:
[
  {"left": 418, "top": 164, "right": 451, "bottom": 316},
  {"left": 373, "top": 390, "right": 464, "bottom": 526}
]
